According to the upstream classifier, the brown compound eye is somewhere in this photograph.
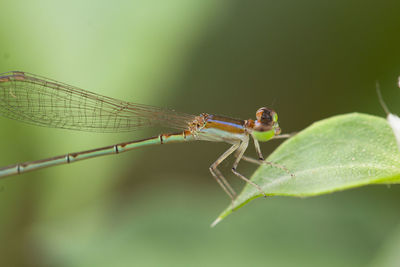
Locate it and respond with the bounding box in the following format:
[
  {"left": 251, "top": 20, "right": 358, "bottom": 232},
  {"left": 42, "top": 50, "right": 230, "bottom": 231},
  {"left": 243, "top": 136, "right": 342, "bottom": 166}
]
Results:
[{"left": 256, "top": 107, "right": 276, "bottom": 126}]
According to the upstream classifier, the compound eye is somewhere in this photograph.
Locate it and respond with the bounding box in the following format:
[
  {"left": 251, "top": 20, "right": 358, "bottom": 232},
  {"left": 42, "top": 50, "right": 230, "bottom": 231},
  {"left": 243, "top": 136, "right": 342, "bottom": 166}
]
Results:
[
  {"left": 272, "top": 112, "right": 278, "bottom": 122},
  {"left": 256, "top": 107, "right": 275, "bottom": 124}
]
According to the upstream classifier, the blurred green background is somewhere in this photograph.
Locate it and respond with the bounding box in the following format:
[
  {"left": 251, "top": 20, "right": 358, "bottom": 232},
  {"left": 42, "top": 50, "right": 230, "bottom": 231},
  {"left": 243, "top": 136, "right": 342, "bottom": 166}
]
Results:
[{"left": 1, "top": 1, "right": 400, "bottom": 266}]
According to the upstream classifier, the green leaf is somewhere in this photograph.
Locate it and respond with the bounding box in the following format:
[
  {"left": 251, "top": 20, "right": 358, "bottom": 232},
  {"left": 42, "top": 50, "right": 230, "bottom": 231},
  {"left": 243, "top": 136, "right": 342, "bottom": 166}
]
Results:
[{"left": 212, "top": 113, "right": 400, "bottom": 226}]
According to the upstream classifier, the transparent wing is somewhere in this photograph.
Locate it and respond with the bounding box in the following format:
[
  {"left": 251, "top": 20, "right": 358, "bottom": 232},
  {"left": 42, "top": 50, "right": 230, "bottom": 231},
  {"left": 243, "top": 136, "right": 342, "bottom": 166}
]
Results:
[{"left": 0, "top": 71, "right": 196, "bottom": 133}]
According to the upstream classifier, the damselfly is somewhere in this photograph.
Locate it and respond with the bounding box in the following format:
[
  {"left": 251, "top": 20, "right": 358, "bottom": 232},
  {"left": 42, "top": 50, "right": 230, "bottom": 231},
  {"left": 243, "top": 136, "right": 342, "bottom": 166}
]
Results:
[{"left": 0, "top": 71, "right": 292, "bottom": 206}]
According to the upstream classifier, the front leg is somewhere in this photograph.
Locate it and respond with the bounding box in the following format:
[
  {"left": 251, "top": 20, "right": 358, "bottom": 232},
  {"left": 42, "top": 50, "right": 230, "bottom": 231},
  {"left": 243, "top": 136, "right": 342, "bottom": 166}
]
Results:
[
  {"left": 248, "top": 134, "right": 295, "bottom": 176},
  {"left": 241, "top": 155, "right": 294, "bottom": 177},
  {"left": 274, "top": 132, "right": 297, "bottom": 139}
]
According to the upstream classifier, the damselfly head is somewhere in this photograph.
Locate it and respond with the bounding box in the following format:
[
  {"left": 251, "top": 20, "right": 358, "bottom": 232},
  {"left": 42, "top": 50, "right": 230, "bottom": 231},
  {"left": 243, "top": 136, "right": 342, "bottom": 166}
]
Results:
[
  {"left": 252, "top": 107, "right": 281, "bottom": 142},
  {"left": 256, "top": 107, "right": 277, "bottom": 124}
]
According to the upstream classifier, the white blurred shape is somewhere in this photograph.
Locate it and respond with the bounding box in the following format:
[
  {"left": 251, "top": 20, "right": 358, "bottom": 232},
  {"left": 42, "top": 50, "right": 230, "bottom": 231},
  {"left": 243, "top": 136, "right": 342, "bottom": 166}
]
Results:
[{"left": 377, "top": 81, "right": 400, "bottom": 151}]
